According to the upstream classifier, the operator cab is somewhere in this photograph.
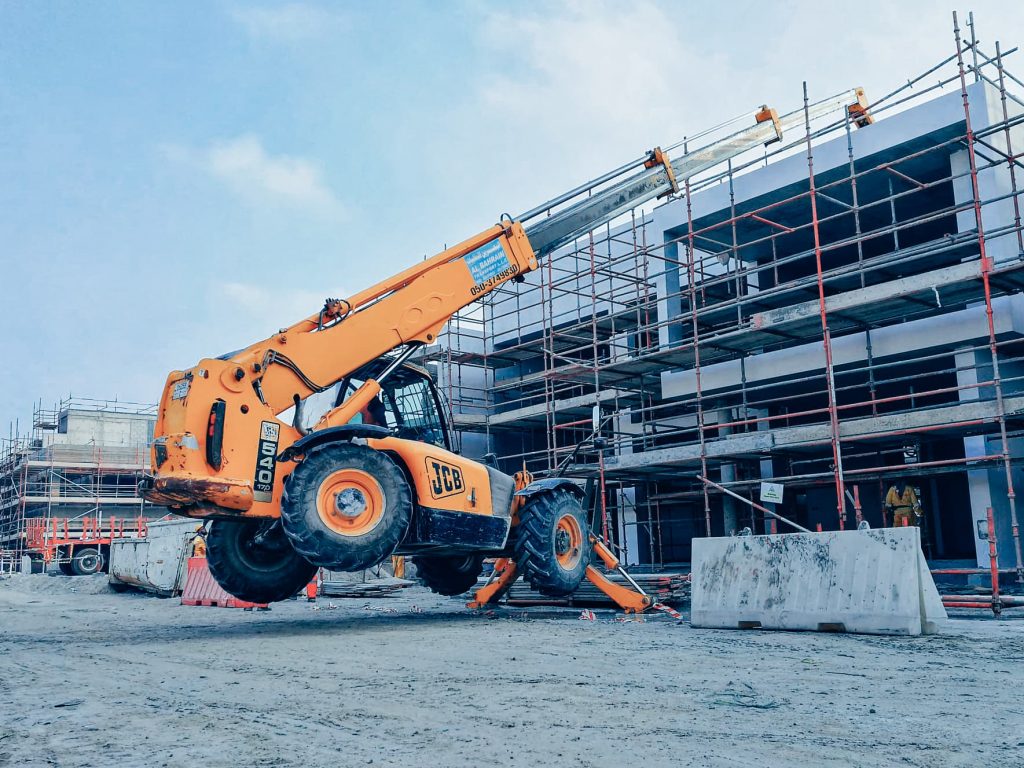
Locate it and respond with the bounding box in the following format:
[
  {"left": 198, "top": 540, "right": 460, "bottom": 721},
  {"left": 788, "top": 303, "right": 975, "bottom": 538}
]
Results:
[{"left": 293, "top": 359, "right": 453, "bottom": 450}]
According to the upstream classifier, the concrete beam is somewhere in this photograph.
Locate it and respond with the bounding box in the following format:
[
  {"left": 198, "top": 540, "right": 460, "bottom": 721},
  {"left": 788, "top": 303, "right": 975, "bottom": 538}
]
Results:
[
  {"left": 25, "top": 461, "right": 147, "bottom": 471},
  {"left": 602, "top": 431, "right": 775, "bottom": 472},
  {"left": 750, "top": 260, "right": 982, "bottom": 331},
  {"left": 663, "top": 293, "right": 1024, "bottom": 400},
  {"left": 21, "top": 496, "right": 145, "bottom": 505},
  {"left": 453, "top": 389, "right": 627, "bottom": 428},
  {"left": 594, "top": 395, "right": 1024, "bottom": 473}
]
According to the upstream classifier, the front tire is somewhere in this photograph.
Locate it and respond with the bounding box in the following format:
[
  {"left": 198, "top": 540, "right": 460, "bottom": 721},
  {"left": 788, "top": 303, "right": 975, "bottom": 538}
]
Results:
[
  {"left": 414, "top": 554, "right": 485, "bottom": 596},
  {"left": 513, "top": 490, "right": 591, "bottom": 597},
  {"left": 206, "top": 519, "right": 317, "bottom": 603},
  {"left": 71, "top": 547, "right": 104, "bottom": 576},
  {"left": 281, "top": 444, "right": 412, "bottom": 572}
]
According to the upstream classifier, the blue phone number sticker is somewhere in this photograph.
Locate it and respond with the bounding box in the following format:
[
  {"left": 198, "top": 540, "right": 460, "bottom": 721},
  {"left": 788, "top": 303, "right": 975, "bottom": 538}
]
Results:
[{"left": 463, "top": 239, "right": 512, "bottom": 285}]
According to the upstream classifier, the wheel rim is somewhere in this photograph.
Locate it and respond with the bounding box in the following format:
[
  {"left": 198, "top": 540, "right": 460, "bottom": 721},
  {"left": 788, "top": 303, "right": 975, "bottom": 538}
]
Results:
[
  {"left": 554, "top": 513, "right": 583, "bottom": 569},
  {"left": 237, "top": 522, "right": 292, "bottom": 572},
  {"left": 316, "top": 469, "right": 386, "bottom": 537},
  {"left": 78, "top": 552, "right": 101, "bottom": 573}
]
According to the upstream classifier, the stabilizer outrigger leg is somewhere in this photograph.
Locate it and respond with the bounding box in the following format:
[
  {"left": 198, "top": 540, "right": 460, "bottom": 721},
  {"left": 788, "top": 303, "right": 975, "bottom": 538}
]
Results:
[
  {"left": 585, "top": 536, "right": 652, "bottom": 614},
  {"left": 467, "top": 535, "right": 652, "bottom": 613}
]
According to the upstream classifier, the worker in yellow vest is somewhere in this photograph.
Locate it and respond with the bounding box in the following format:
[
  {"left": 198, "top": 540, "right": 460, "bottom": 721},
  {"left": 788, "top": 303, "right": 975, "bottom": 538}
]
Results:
[
  {"left": 191, "top": 526, "right": 207, "bottom": 557},
  {"left": 884, "top": 480, "right": 922, "bottom": 527}
]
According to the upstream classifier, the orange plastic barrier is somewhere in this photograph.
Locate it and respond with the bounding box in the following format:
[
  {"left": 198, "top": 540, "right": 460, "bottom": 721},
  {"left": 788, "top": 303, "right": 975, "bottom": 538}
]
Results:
[{"left": 180, "top": 557, "right": 268, "bottom": 609}]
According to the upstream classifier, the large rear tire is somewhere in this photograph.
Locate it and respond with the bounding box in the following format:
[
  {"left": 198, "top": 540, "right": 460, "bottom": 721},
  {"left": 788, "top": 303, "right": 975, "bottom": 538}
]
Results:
[
  {"left": 206, "top": 519, "right": 317, "bottom": 603},
  {"left": 513, "top": 489, "right": 591, "bottom": 597},
  {"left": 281, "top": 443, "right": 412, "bottom": 572},
  {"left": 70, "top": 547, "right": 104, "bottom": 576},
  {"left": 414, "top": 554, "right": 485, "bottom": 596}
]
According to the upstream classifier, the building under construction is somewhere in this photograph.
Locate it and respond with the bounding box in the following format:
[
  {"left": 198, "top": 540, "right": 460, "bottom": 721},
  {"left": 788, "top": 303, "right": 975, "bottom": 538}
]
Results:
[
  {"left": 430, "top": 24, "right": 1024, "bottom": 578},
  {"left": 0, "top": 397, "right": 164, "bottom": 571}
]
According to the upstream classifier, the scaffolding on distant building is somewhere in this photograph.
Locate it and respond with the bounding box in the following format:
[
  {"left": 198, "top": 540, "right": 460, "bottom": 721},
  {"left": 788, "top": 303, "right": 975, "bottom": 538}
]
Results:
[
  {"left": 430, "top": 14, "right": 1024, "bottom": 580},
  {"left": 0, "top": 396, "right": 162, "bottom": 569}
]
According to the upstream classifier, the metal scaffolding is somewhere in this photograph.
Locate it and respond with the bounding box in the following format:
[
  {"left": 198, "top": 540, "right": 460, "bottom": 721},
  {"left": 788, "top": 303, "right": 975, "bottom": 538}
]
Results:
[
  {"left": 432, "top": 14, "right": 1024, "bottom": 577},
  {"left": 0, "top": 397, "right": 160, "bottom": 570}
]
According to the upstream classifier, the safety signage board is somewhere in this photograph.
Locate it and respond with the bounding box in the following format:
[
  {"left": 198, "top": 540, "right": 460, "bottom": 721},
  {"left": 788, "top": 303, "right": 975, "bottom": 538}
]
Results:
[{"left": 759, "top": 482, "right": 784, "bottom": 504}]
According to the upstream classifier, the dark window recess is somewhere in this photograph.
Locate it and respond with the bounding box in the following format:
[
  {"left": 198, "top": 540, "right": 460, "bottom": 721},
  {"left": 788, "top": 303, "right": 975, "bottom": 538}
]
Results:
[{"left": 206, "top": 400, "right": 227, "bottom": 470}]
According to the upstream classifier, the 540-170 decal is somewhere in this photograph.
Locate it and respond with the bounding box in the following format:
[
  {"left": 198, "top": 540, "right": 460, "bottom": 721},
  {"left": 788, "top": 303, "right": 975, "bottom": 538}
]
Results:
[{"left": 253, "top": 421, "right": 280, "bottom": 503}]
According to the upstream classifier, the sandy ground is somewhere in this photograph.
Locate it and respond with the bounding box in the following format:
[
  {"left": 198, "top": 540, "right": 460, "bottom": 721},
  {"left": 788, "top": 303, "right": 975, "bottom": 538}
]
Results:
[{"left": 1, "top": 574, "right": 1022, "bottom": 768}]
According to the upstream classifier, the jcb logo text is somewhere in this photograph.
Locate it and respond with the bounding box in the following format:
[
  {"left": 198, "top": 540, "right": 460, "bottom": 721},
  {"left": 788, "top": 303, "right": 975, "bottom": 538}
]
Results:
[{"left": 426, "top": 457, "right": 464, "bottom": 500}]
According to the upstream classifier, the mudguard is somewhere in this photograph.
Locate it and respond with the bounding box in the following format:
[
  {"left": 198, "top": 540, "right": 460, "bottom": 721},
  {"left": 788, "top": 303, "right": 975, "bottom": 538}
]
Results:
[
  {"left": 277, "top": 424, "right": 391, "bottom": 462},
  {"left": 515, "top": 477, "right": 584, "bottom": 499}
]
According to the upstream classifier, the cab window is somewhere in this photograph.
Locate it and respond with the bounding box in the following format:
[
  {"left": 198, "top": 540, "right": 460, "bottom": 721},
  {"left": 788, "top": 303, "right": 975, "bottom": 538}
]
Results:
[{"left": 382, "top": 374, "right": 448, "bottom": 449}]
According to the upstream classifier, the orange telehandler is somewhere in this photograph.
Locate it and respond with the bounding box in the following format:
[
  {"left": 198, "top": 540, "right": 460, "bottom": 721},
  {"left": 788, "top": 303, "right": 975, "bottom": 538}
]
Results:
[{"left": 142, "top": 91, "right": 868, "bottom": 609}]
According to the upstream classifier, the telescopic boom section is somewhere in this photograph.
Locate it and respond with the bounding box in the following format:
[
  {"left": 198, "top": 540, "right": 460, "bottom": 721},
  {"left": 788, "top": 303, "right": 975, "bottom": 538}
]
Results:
[
  {"left": 224, "top": 88, "right": 870, "bottom": 414},
  {"left": 522, "top": 88, "right": 869, "bottom": 256},
  {"left": 223, "top": 222, "right": 538, "bottom": 414}
]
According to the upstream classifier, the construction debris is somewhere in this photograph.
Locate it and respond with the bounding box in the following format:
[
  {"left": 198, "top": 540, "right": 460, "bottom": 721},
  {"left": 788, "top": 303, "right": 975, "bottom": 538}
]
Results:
[
  {"left": 319, "top": 577, "right": 414, "bottom": 598},
  {"left": 505, "top": 572, "right": 689, "bottom": 608}
]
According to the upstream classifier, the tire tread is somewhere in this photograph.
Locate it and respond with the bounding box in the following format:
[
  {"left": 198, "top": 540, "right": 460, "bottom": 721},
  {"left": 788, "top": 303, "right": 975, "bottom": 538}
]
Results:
[
  {"left": 512, "top": 490, "right": 591, "bottom": 597},
  {"left": 281, "top": 444, "right": 412, "bottom": 571},
  {"left": 414, "top": 554, "right": 485, "bottom": 596}
]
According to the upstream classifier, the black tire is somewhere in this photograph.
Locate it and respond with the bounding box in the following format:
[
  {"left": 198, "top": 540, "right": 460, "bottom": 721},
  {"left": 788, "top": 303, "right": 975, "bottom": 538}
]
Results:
[
  {"left": 281, "top": 443, "right": 412, "bottom": 572},
  {"left": 206, "top": 519, "right": 317, "bottom": 603},
  {"left": 414, "top": 554, "right": 485, "bottom": 596},
  {"left": 513, "top": 489, "right": 591, "bottom": 597},
  {"left": 58, "top": 556, "right": 75, "bottom": 576},
  {"left": 70, "top": 547, "right": 104, "bottom": 576}
]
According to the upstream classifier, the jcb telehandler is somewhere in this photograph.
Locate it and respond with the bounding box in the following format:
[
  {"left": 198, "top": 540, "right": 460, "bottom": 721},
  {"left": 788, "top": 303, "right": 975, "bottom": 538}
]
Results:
[{"left": 142, "top": 91, "right": 868, "bottom": 609}]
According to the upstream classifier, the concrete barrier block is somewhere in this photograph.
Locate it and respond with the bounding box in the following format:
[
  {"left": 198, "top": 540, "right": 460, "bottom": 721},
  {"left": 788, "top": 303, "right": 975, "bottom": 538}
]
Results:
[{"left": 691, "top": 527, "right": 947, "bottom": 636}]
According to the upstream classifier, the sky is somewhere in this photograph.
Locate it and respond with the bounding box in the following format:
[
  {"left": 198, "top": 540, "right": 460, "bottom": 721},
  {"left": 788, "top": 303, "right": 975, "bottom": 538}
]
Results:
[{"left": 1, "top": 0, "right": 1023, "bottom": 432}]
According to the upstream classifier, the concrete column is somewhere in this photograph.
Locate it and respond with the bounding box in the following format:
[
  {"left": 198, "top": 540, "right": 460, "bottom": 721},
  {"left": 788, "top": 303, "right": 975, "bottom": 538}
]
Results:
[
  {"left": 657, "top": 240, "right": 684, "bottom": 348},
  {"left": 951, "top": 141, "right": 1019, "bottom": 264},
  {"left": 956, "top": 349, "right": 994, "bottom": 567},
  {"left": 618, "top": 486, "right": 640, "bottom": 567},
  {"left": 717, "top": 408, "right": 738, "bottom": 535},
  {"left": 755, "top": 408, "right": 777, "bottom": 534}
]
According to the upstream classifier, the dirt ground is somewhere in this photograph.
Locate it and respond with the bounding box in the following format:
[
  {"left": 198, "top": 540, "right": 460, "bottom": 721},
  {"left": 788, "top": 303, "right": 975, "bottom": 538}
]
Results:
[{"left": 1, "top": 574, "right": 1022, "bottom": 768}]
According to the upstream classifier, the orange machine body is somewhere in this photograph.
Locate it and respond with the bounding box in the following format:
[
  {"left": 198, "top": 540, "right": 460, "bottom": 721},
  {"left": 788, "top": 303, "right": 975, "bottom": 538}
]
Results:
[{"left": 145, "top": 222, "right": 536, "bottom": 523}]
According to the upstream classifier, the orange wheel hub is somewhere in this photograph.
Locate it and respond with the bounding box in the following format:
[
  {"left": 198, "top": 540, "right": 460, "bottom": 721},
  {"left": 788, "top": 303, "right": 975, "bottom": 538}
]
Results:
[
  {"left": 315, "top": 469, "right": 386, "bottom": 537},
  {"left": 554, "top": 513, "right": 583, "bottom": 569}
]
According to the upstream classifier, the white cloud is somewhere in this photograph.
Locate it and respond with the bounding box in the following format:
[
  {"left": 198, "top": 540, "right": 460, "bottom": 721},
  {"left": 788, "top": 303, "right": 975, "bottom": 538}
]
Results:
[
  {"left": 229, "top": 3, "right": 348, "bottom": 42},
  {"left": 164, "top": 135, "right": 345, "bottom": 215},
  {"left": 221, "top": 281, "right": 346, "bottom": 320},
  {"left": 425, "top": 1, "right": 1024, "bottom": 233},
  {"left": 478, "top": 1, "right": 732, "bottom": 140},
  {"left": 210, "top": 281, "right": 350, "bottom": 353},
  {"left": 427, "top": 1, "right": 756, "bottom": 225}
]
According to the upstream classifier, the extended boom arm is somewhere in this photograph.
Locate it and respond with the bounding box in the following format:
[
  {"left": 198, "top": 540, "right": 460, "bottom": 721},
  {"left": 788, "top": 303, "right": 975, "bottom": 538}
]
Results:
[{"left": 225, "top": 88, "right": 868, "bottom": 422}]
